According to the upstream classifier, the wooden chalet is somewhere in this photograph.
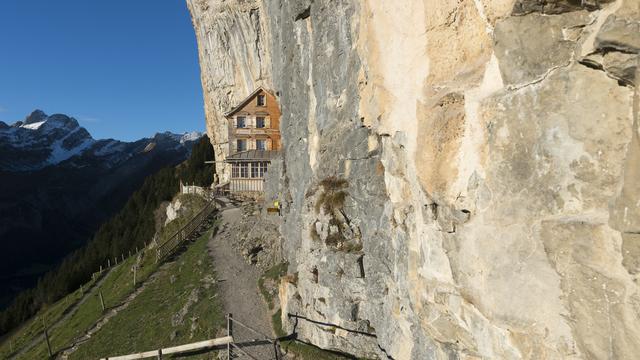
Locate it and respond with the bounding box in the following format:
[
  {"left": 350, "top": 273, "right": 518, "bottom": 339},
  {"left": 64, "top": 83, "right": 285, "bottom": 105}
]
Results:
[{"left": 223, "top": 87, "right": 281, "bottom": 193}]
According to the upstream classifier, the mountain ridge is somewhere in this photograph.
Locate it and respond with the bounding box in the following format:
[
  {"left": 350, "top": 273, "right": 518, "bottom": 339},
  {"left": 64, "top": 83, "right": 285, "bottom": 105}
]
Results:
[
  {"left": 0, "top": 110, "right": 202, "bottom": 172},
  {"left": 0, "top": 109, "right": 203, "bottom": 309}
]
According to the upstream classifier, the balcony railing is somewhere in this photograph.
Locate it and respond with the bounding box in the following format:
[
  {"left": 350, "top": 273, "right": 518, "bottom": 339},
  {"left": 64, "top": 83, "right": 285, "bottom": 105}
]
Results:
[{"left": 231, "top": 126, "right": 278, "bottom": 132}]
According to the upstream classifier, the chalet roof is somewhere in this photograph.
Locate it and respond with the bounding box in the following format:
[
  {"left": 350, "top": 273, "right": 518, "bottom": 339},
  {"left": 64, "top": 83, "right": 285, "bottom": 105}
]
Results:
[
  {"left": 224, "top": 86, "right": 273, "bottom": 118},
  {"left": 225, "top": 150, "right": 280, "bottom": 162}
]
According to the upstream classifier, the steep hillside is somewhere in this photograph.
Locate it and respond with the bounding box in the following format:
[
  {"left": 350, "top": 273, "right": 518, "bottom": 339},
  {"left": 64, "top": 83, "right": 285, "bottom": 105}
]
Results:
[
  {"left": 189, "top": 0, "right": 640, "bottom": 359},
  {"left": 0, "top": 135, "right": 214, "bottom": 337},
  {"left": 0, "top": 194, "right": 221, "bottom": 360},
  {"left": 0, "top": 110, "right": 200, "bottom": 308}
]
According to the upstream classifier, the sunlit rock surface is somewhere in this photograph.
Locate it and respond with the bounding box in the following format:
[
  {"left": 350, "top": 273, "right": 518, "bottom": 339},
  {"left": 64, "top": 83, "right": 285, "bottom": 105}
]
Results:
[{"left": 189, "top": 0, "right": 640, "bottom": 358}]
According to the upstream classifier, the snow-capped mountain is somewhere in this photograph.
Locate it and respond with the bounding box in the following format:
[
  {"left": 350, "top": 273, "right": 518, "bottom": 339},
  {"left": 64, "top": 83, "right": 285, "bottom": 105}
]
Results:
[
  {"left": 0, "top": 110, "right": 202, "bottom": 171},
  {"left": 0, "top": 110, "right": 205, "bottom": 307}
]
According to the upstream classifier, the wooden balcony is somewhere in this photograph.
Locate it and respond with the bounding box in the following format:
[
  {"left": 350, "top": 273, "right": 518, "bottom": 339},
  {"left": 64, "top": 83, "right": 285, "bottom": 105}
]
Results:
[{"left": 230, "top": 126, "right": 279, "bottom": 136}]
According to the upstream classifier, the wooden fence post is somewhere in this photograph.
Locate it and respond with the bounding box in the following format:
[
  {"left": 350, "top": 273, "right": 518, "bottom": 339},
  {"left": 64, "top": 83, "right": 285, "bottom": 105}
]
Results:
[
  {"left": 157, "top": 348, "right": 162, "bottom": 360},
  {"left": 133, "top": 266, "right": 137, "bottom": 287},
  {"left": 100, "top": 265, "right": 103, "bottom": 273},
  {"left": 108, "top": 259, "right": 111, "bottom": 268},
  {"left": 121, "top": 254, "right": 125, "bottom": 262},
  {"left": 42, "top": 317, "right": 53, "bottom": 358},
  {"left": 227, "top": 313, "right": 233, "bottom": 360},
  {"left": 115, "top": 257, "right": 118, "bottom": 266},
  {"left": 99, "top": 291, "right": 105, "bottom": 311}
]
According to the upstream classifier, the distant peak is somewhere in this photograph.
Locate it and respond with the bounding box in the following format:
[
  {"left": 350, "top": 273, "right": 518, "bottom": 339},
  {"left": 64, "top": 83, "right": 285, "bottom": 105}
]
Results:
[
  {"left": 180, "top": 131, "right": 202, "bottom": 143},
  {"left": 24, "top": 110, "right": 48, "bottom": 124},
  {"left": 152, "top": 131, "right": 202, "bottom": 144},
  {"left": 47, "top": 113, "right": 79, "bottom": 127}
]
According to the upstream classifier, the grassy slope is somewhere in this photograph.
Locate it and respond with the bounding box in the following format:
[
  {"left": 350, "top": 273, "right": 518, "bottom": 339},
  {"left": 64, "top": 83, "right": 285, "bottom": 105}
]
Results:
[
  {"left": 0, "top": 194, "right": 219, "bottom": 360},
  {"left": 71, "top": 228, "right": 223, "bottom": 359},
  {"left": 0, "top": 278, "right": 94, "bottom": 359},
  {"left": 15, "top": 246, "right": 159, "bottom": 359},
  {"left": 2, "top": 192, "right": 355, "bottom": 360}
]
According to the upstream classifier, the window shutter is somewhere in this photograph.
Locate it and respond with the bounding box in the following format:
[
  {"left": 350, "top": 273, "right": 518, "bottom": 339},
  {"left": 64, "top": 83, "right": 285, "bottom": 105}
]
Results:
[
  {"left": 265, "top": 116, "right": 271, "bottom": 128},
  {"left": 267, "top": 138, "right": 273, "bottom": 150}
]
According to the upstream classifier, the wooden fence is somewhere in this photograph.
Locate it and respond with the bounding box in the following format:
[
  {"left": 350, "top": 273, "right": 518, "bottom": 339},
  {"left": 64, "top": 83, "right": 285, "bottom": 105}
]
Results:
[
  {"left": 155, "top": 198, "right": 217, "bottom": 262},
  {"left": 99, "top": 335, "right": 233, "bottom": 360},
  {"left": 99, "top": 313, "right": 281, "bottom": 360}
]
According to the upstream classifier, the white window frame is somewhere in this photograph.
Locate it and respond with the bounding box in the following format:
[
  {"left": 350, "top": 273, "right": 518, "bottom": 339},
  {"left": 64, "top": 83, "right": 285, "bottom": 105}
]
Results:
[
  {"left": 239, "top": 162, "right": 249, "bottom": 178},
  {"left": 259, "top": 162, "right": 268, "bottom": 177}
]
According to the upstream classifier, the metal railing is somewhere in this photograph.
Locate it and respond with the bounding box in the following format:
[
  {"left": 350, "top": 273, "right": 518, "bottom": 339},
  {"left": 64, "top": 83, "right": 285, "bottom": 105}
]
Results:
[{"left": 156, "top": 198, "right": 217, "bottom": 262}]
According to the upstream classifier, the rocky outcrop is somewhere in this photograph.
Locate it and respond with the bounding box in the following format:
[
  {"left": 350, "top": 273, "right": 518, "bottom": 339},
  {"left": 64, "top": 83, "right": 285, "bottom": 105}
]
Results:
[
  {"left": 190, "top": 0, "right": 640, "bottom": 358},
  {"left": 186, "top": 0, "right": 272, "bottom": 183}
]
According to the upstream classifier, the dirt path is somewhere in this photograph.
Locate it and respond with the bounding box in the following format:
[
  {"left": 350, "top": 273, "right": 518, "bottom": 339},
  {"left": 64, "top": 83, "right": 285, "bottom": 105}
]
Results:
[{"left": 208, "top": 206, "right": 277, "bottom": 359}]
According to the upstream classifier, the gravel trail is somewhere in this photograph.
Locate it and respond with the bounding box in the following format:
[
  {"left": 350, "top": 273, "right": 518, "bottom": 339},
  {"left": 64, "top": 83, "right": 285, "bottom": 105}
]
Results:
[{"left": 208, "top": 206, "right": 277, "bottom": 359}]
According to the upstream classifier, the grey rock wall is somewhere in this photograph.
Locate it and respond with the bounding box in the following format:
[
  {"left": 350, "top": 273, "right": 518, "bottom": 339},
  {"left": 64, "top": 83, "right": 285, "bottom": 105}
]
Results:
[
  {"left": 189, "top": 0, "right": 640, "bottom": 358},
  {"left": 186, "top": 0, "right": 272, "bottom": 182}
]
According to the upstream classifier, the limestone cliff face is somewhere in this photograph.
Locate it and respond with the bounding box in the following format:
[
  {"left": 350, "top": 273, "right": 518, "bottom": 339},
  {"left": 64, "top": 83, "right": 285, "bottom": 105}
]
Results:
[
  {"left": 186, "top": 0, "right": 272, "bottom": 182},
  {"left": 189, "top": 0, "right": 640, "bottom": 358}
]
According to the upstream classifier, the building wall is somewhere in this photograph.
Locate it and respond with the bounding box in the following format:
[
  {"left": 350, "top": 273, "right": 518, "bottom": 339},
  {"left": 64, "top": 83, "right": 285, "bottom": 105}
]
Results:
[{"left": 226, "top": 89, "right": 282, "bottom": 155}]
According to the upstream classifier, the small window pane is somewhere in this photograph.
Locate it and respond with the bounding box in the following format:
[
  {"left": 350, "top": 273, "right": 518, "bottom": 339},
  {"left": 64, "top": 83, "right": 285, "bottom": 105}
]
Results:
[
  {"left": 237, "top": 139, "right": 247, "bottom": 151},
  {"left": 256, "top": 117, "right": 265, "bottom": 128},
  {"left": 253, "top": 162, "right": 265, "bottom": 178},
  {"left": 256, "top": 139, "right": 266, "bottom": 150},
  {"left": 257, "top": 95, "right": 266, "bottom": 106},
  {"left": 236, "top": 116, "right": 246, "bottom": 128},
  {"left": 240, "top": 163, "right": 249, "bottom": 178}
]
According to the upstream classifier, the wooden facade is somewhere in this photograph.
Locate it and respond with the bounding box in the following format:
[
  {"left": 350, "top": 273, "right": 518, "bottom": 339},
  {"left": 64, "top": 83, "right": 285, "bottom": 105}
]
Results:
[
  {"left": 224, "top": 88, "right": 281, "bottom": 194},
  {"left": 225, "top": 88, "right": 281, "bottom": 154}
]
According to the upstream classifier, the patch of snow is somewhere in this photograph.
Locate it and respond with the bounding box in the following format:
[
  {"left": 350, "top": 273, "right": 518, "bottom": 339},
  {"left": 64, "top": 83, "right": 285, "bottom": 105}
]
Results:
[
  {"left": 180, "top": 131, "right": 202, "bottom": 144},
  {"left": 21, "top": 121, "right": 46, "bottom": 130},
  {"left": 46, "top": 127, "right": 95, "bottom": 165},
  {"left": 94, "top": 141, "right": 125, "bottom": 156},
  {"left": 48, "top": 138, "right": 94, "bottom": 164}
]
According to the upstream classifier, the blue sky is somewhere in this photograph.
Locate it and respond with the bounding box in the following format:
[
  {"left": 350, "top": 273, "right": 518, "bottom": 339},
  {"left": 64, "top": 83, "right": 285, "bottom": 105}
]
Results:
[{"left": 0, "top": 0, "right": 204, "bottom": 141}]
